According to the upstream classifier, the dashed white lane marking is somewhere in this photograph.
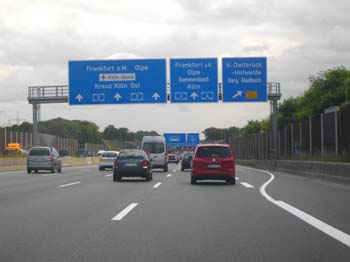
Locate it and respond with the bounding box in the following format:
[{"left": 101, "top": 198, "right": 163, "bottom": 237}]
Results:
[
  {"left": 173, "top": 170, "right": 177, "bottom": 173},
  {"left": 153, "top": 182, "right": 162, "bottom": 188},
  {"left": 240, "top": 182, "right": 254, "bottom": 188},
  {"left": 167, "top": 174, "right": 171, "bottom": 178},
  {"left": 79, "top": 169, "right": 89, "bottom": 172},
  {"left": 235, "top": 177, "right": 239, "bottom": 180},
  {"left": 112, "top": 203, "right": 138, "bottom": 221},
  {"left": 105, "top": 174, "right": 113, "bottom": 177},
  {"left": 42, "top": 173, "right": 57, "bottom": 177},
  {"left": 59, "top": 181, "right": 81, "bottom": 188},
  {"left": 241, "top": 166, "right": 350, "bottom": 248}
]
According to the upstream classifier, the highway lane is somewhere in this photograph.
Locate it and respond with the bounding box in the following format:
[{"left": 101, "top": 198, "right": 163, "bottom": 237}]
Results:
[{"left": 0, "top": 164, "right": 349, "bottom": 261}]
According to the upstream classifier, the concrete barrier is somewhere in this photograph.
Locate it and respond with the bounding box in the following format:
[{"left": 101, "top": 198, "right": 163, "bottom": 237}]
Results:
[
  {"left": 236, "top": 159, "right": 350, "bottom": 184},
  {"left": 0, "top": 157, "right": 101, "bottom": 172}
]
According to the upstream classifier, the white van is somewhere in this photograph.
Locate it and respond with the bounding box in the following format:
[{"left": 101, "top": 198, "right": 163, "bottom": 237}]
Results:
[{"left": 141, "top": 136, "right": 168, "bottom": 172}]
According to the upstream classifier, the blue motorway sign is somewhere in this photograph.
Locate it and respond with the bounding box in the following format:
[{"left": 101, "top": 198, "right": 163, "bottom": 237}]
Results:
[
  {"left": 163, "top": 133, "right": 187, "bottom": 146},
  {"left": 187, "top": 133, "right": 200, "bottom": 146},
  {"left": 222, "top": 57, "right": 267, "bottom": 102},
  {"left": 170, "top": 58, "right": 218, "bottom": 103},
  {"left": 69, "top": 59, "right": 166, "bottom": 105}
]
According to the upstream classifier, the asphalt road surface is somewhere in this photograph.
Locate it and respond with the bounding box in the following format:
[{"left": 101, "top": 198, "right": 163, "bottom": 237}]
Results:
[{"left": 0, "top": 164, "right": 349, "bottom": 262}]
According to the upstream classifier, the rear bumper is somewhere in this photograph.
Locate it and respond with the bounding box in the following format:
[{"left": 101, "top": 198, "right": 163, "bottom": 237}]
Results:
[
  {"left": 191, "top": 172, "right": 235, "bottom": 181},
  {"left": 27, "top": 162, "right": 54, "bottom": 170},
  {"left": 113, "top": 169, "right": 150, "bottom": 177}
]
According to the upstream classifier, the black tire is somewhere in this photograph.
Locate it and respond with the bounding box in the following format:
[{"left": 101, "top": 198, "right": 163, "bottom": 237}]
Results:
[
  {"left": 227, "top": 178, "right": 235, "bottom": 185},
  {"left": 98, "top": 167, "right": 102, "bottom": 171},
  {"left": 58, "top": 167, "right": 62, "bottom": 173},
  {"left": 163, "top": 164, "right": 168, "bottom": 172},
  {"left": 191, "top": 176, "right": 196, "bottom": 185},
  {"left": 35, "top": 170, "right": 38, "bottom": 173},
  {"left": 102, "top": 167, "right": 105, "bottom": 171},
  {"left": 113, "top": 173, "right": 121, "bottom": 182},
  {"left": 27, "top": 168, "right": 31, "bottom": 174},
  {"left": 145, "top": 173, "right": 151, "bottom": 181},
  {"left": 51, "top": 166, "right": 55, "bottom": 173},
  {"left": 181, "top": 166, "right": 184, "bottom": 171},
  {"left": 150, "top": 172, "right": 153, "bottom": 180}
]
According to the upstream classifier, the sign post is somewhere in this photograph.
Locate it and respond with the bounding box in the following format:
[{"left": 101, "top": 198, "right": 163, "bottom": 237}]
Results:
[
  {"left": 222, "top": 57, "right": 267, "bottom": 102},
  {"left": 69, "top": 59, "right": 166, "bottom": 105},
  {"left": 170, "top": 58, "right": 218, "bottom": 103}
]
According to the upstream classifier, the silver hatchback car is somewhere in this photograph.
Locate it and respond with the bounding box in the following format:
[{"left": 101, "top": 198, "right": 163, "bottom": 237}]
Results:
[{"left": 27, "top": 147, "right": 62, "bottom": 173}]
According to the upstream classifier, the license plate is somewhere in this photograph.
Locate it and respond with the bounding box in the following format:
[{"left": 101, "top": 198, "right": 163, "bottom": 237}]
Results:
[
  {"left": 125, "top": 163, "right": 137, "bottom": 167},
  {"left": 208, "top": 164, "right": 221, "bottom": 168}
]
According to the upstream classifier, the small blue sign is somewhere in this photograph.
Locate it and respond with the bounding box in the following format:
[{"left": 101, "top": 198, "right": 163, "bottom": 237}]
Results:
[
  {"left": 163, "top": 133, "right": 187, "bottom": 146},
  {"left": 170, "top": 58, "right": 218, "bottom": 103},
  {"left": 222, "top": 57, "right": 267, "bottom": 102},
  {"left": 187, "top": 133, "right": 200, "bottom": 146},
  {"left": 69, "top": 59, "right": 166, "bottom": 105}
]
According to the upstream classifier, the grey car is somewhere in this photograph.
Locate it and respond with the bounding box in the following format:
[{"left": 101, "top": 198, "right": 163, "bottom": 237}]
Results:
[{"left": 27, "top": 147, "right": 62, "bottom": 173}]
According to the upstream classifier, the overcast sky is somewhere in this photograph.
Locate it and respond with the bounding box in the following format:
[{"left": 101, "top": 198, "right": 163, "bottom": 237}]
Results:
[{"left": 0, "top": 0, "right": 349, "bottom": 136}]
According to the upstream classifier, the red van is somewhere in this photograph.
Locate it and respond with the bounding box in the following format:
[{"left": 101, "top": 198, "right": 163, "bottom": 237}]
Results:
[{"left": 191, "top": 144, "right": 235, "bottom": 185}]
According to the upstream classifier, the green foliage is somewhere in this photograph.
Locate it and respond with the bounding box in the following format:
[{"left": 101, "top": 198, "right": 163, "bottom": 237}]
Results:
[
  {"left": 203, "top": 126, "right": 240, "bottom": 141},
  {"left": 8, "top": 122, "right": 33, "bottom": 132},
  {"left": 101, "top": 125, "right": 159, "bottom": 142}
]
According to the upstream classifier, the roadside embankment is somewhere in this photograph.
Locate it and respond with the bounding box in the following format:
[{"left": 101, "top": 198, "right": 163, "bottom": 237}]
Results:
[
  {"left": 236, "top": 159, "right": 350, "bottom": 184},
  {"left": 0, "top": 157, "right": 100, "bottom": 172}
]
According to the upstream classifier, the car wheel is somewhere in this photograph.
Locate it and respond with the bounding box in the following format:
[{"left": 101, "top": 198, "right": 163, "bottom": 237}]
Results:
[
  {"left": 51, "top": 166, "right": 55, "bottom": 173},
  {"left": 150, "top": 172, "right": 153, "bottom": 180},
  {"left": 58, "top": 167, "right": 62, "bottom": 173},
  {"left": 35, "top": 170, "right": 38, "bottom": 173},
  {"left": 163, "top": 164, "right": 168, "bottom": 172},
  {"left": 27, "top": 168, "right": 31, "bottom": 174},
  {"left": 113, "top": 173, "right": 121, "bottom": 182},
  {"left": 181, "top": 166, "right": 184, "bottom": 171},
  {"left": 191, "top": 176, "right": 196, "bottom": 185},
  {"left": 145, "top": 173, "right": 151, "bottom": 181},
  {"left": 98, "top": 167, "right": 102, "bottom": 171},
  {"left": 227, "top": 178, "right": 235, "bottom": 185}
]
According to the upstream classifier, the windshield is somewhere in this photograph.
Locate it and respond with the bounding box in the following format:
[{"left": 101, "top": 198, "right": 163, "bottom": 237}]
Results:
[
  {"left": 29, "top": 148, "right": 50, "bottom": 156},
  {"left": 142, "top": 142, "right": 164, "bottom": 154},
  {"left": 102, "top": 152, "right": 118, "bottom": 157},
  {"left": 118, "top": 151, "right": 144, "bottom": 160},
  {"left": 196, "top": 147, "right": 231, "bottom": 158}
]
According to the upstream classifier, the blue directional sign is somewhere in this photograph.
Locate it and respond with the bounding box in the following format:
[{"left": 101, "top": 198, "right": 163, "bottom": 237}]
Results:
[
  {"left": 170, "top": 58, "right": 218, "bottom": 103},
  {"left": 222, "top": 57, "right": 267, "bottom": 102},
  {"left": 69, "top": 59, "right": 166, "bottom": 105},
  {"left": 187, "top": 133, "right": 200, "bottom": 146},
  {"left": 163, "top": 133, "right": 187, "bottom": 146}
]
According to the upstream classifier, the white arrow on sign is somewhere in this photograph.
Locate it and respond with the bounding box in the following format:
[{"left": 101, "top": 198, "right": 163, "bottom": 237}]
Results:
[
  {"left": 152, "top": 92, "right": 160, "bottom": 100},
  {"left": 190, "top": 92, "right": 199, "bottom": 100},
  {"left": 232, "top": 91, "right": 243, "bottom": 99},
  {"left": 114, "top": 93, "right": 122, "bottom": 101},
  {"left": 75, "top": 94, "right": 84, "bottom": 102}
]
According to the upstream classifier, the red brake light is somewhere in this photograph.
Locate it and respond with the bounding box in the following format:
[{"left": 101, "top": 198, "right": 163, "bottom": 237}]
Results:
[
  {"left": 143, "top": 160, "right": 148, "bottom": 169},
  {"left": 48, "top": 156, "right": 53, "bottom": 161},
  {"left": 114, "top": 160, "right": 119, "bottom": 169}
]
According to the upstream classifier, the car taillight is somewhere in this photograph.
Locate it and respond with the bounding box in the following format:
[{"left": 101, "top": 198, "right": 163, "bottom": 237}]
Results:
[
  {"left": 48, "top": 156, "right": 53, "bottom": 162},
  {"left": 223, "top": 158, "right": 234, "bottom": 168},
  {"left": 114, "top": 160, "right": 119, "bottom": 169},
  {"left": 164, "top": 154, "right": 167, "bottom": 161},
  {"left": 143, "top": 160, "right": 148, "bottom": 169},
  {"left": 28, "top": 157, "right": 33, "bottom": 161}
]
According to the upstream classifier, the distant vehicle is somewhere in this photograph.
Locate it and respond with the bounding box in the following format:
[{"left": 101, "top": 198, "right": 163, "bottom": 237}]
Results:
[
  {"left": 113, "top": 149, "right": 152, "bottom": 181},
  {"left": 76, "top": 149, "right": 88, "bottom": 157},
  {"left": 99, "top": 151, "right": 119, "bottom": 171},
  {"left": 97, "top": 150, "right": 105, "bottom": 157},
  {"left": 168, "top": 154, "right": 178, "bottom": 164},
  {"left": 191, "top": 144, "right": 235, "bottom": 185},
  {"left": 58, "top": 149, "right": 69, "bottom": 157},
  {"left": 27, "top": 146, "right": 62, "bottom": 173},
  {"left": 181, "top": 153, "right": 193, "bottom": 171},
  {"left": 141, "top": 136, "right": 168, "bottom": 172}
]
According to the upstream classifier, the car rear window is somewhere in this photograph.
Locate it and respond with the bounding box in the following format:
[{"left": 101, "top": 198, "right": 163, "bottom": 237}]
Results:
[
  {"left": 29, "top": 148, "right": 50, "bottom": 156},
  {"left": 118, "top": 151, "right": 144, "bottom": 160},
  {"left": 196, "top": 146, "right": 231, "bottom": 158},
  {"left": 142, "top": 142, "right": 165, "bottom": 154},
  {"left": 102, "top": 152, "right": 118, "bottom": 157},
  {"left": 184, "top": 155, "right": 193, "bottom": 160},
  {"left": 168, "top": 155, "right": 176, "bottom": 160}
]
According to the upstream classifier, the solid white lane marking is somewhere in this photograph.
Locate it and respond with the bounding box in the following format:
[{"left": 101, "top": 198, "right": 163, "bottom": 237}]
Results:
[
  {"left": 240, "top": 182, "right": 254, "bottom": 188},
  {"left": 153, "top": 182, "right": 162, "bottom": 188},
  {"left": 59, "top": 181, "right": 81, "bottom": 188},
  {"left": 105, "top": 174, "right": 113, "bottom": 177},
  {"left": 112, "top": 203, "right": 138, "bottom": 221},
  {"left": 241, "top": 166, "right": 350, "bottom": 248},
  {"left": 167, "top": 174, "right": 171, "bottom": 178}
]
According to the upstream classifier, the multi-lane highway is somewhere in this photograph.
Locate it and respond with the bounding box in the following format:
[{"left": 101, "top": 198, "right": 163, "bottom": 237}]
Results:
[{"left": 0, "top": 164, "right": 349, "bottom": 261}]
